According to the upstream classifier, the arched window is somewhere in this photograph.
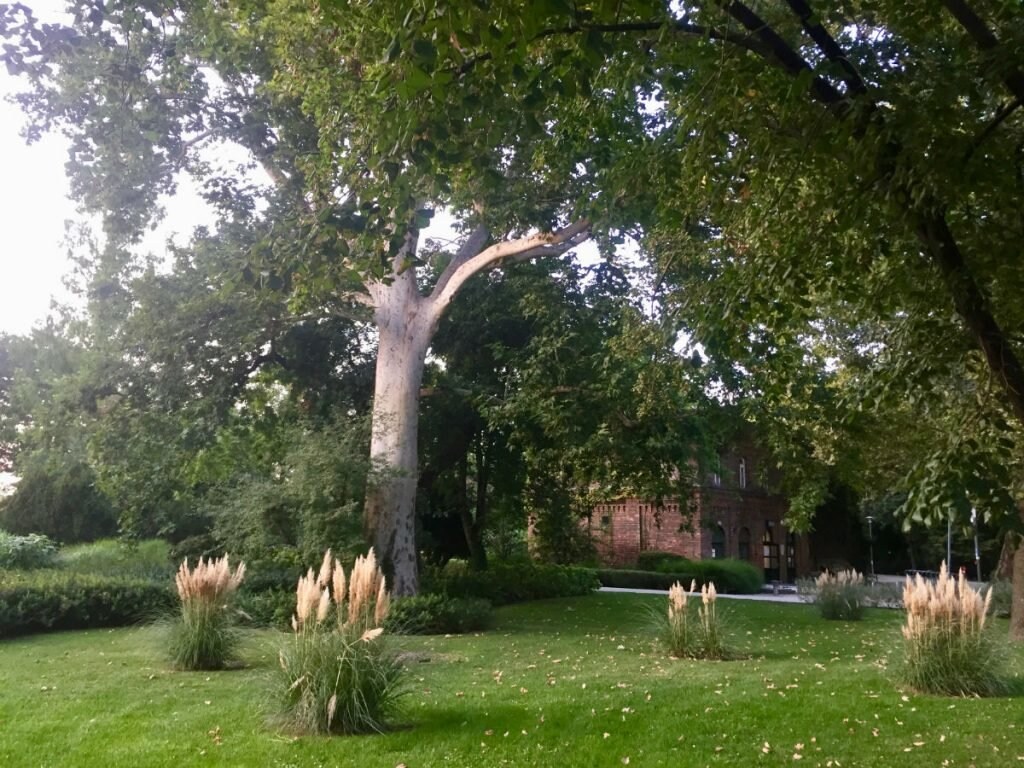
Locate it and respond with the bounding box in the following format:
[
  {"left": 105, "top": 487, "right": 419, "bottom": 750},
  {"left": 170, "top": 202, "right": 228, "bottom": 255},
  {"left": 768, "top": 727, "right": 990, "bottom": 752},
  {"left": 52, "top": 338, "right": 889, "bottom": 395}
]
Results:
[
  {"left": 711, "top": 455, "right": 722, "bottom": 487},
  {"left": 738, "top": 527, "right": 751, "bottom": 561},
  {"left": 738, "top": 458, "right": 747, "bottom": 489},
  {"left": 711, "top": 525, "right": 727, "bottom": 559},
  {"left": 786, "top": 530, "right": 797, "bottom": 576},
  {"left": 762, "top": 521, "right": 780, "bottom": 580}
]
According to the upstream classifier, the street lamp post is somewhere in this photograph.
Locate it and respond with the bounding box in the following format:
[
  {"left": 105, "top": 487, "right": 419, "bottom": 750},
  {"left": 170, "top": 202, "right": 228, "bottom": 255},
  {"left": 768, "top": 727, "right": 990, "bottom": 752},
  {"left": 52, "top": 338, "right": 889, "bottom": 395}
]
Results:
[{"left": 866, "top": 515, "right": 875, "bottom": 582}]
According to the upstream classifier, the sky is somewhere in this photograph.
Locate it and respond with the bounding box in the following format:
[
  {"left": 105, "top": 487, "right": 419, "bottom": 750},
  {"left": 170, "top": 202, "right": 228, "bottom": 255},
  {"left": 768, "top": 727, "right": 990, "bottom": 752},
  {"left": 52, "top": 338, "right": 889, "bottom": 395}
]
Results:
[{"left": 0, "top": 0, "right": 225, "bottom": 336}]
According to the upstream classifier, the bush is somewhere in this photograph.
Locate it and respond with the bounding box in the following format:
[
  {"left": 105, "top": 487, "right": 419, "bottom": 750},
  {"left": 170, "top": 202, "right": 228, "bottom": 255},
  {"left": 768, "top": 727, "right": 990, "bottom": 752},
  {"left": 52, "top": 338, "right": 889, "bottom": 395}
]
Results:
[
  {"left": 0, "top": 530, "right": 57, "bottom": 570},
  {"left": 386, "top": 594, "right": 492, "bottom": 635},
  {"left": 168, "top": 556, "right": 246, "bottom": 671},
  {"left": 57, "top": 538, "right": 173, "bottom": 580},
  {"left": 236, "top": 588, "right": 295, "bottom": 628},
  {"left": 599, "top": 559, "right": 763, "bottom": 594},
  {"left": 0, "top": 569, "right": 173, "bottom": 636},
  {"left": 274, "top": 549, "right": 405, "bottom": 735},
  {"left": 899, "top": 563, "right": 1006, "bottom": 696},
  {"left": 799, "top": 569, "right": 867, "bottom": 620},
  {"left": 433, "top": 562, "right": 599, "bottom": 605}
]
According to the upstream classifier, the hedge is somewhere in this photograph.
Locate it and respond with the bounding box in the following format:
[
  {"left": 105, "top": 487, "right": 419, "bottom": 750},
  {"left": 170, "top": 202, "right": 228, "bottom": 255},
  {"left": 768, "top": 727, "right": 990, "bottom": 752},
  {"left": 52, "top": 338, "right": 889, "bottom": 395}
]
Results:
[
  {"left": 386, "top": 594, "right": 492, "bottom": 635},
  {"left": 599, "top": 558, "right": 763, "bottom": 594},
  {"left": 0, "top": 569, "right": 175, "bottom": 637},
  {"left": 432, "top": 562, "right": 599, "bottom": 605}
]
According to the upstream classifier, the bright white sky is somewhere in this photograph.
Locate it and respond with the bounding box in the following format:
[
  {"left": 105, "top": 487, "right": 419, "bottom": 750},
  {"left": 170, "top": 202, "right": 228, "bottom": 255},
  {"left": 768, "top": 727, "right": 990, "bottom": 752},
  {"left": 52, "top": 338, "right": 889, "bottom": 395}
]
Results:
[{"left": 0, "top": 0, "right": 225, "bottom": 336}]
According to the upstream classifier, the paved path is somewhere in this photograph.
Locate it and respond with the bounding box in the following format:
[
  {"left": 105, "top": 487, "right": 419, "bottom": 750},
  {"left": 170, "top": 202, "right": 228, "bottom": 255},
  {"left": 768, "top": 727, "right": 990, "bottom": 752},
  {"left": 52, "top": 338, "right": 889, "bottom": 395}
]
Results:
[{"left": 599, "top": 586, "right": 804, "bottom": 604}]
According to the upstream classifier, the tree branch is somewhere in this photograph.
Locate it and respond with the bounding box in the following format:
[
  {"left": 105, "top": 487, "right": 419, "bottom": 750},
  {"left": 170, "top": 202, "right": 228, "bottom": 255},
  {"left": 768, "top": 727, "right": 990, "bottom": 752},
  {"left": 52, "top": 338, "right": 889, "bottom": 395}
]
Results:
[
  {"left": 966, "top": 98, "right": 1023, "bottom": 161},
  {"left": 941, "top": 0, "right": 1024, "bottom": 104},
  {"left": 426, "top": 220, "right": 591, "bottom": 323},
  {"left": 782, "top": 0, "right": 867, "bottom": 96},
  {"left": 716, "top": 0, "right": 850, "bottom": 115},
  {"left": 429, "top": 224, "right": 490, "bottom": 300}
]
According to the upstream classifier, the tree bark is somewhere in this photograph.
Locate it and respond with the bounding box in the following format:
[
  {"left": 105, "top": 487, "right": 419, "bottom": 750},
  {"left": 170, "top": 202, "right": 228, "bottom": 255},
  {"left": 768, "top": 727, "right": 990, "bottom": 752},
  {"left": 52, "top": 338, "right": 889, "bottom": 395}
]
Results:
[
  {"left": 1013, "top": 523, "right": 1024, "bottom": 639},
  {"left": 363, "top": 221, "right": 590, "bottom": 596},
  {"left": 364, "top": 274, "right": 432, "bottom": 596}
]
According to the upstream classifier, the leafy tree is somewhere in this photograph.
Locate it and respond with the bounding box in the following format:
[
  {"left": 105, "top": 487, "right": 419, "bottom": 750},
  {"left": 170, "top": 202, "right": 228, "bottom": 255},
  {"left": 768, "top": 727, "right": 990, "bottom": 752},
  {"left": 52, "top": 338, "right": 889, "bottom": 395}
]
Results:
[
  {"left": 6, "top": 0, "right": 1024, "bottom": 626},
  {"left": 0, "top": 458, "right": 117, "bottom": 543}
]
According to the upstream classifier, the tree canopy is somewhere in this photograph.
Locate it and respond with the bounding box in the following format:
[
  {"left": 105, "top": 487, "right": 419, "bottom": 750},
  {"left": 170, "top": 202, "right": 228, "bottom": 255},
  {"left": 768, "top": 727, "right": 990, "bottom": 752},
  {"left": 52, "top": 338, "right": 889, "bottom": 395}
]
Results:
[{"left": 2, "top": 0, "right": 1024, "bottom": 625}]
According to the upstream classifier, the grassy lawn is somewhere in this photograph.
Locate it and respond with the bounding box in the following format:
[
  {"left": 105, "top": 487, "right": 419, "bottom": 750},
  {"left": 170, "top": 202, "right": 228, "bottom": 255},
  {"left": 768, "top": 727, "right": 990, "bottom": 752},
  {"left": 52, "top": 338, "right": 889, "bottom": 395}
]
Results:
[{"left": 1, "top": 593, "right": 1021, "bottom": 767}]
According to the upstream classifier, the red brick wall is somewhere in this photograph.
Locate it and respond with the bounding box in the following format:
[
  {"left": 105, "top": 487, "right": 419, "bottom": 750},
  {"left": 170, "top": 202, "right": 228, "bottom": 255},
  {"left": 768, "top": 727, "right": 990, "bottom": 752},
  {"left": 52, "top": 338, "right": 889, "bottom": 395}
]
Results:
[{"left": 591, "top": 487, "right": 812, "bottom": 580}]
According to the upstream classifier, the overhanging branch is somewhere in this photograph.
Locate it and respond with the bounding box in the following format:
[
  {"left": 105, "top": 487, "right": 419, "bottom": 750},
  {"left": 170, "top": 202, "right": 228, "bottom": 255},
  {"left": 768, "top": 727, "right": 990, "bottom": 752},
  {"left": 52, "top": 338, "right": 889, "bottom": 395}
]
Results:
[
  {"left": 427, "top": 220, "right": 591, "bottom": 323},
  {"left": 941, "top": 0, "right": 1024, "bottom": 104}
]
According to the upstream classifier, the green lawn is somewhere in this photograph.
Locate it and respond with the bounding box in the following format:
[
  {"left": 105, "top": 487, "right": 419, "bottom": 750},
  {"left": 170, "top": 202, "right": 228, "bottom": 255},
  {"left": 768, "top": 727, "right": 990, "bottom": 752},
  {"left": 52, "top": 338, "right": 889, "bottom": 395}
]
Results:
[{"left": 1, "top": 594, "right": 1021, "bottom": 767}]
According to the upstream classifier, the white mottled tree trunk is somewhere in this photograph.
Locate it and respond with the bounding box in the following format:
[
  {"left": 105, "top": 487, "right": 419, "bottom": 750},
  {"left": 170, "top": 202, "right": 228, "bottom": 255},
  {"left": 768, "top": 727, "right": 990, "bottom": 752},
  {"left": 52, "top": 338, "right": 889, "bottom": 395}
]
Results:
[
  {"left": 362, "top": 220, "right": 590, "bottom": 596},
  {"left": 365, "top": 271, "right": 432, "bottom": 596}
]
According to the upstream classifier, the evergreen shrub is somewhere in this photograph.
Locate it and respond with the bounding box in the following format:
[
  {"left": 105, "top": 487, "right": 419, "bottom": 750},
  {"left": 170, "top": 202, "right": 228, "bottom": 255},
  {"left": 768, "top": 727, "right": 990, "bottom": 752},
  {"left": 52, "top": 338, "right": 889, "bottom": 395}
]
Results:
[{"left": 0, "top": 570, "right": 172, "bottom": 636}]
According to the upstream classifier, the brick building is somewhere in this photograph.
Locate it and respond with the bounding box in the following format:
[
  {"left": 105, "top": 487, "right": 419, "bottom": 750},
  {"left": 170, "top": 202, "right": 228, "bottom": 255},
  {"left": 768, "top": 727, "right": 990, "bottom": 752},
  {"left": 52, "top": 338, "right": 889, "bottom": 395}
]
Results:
[{"left": 587, "top": 443, "right": 812, "bottom": 582}]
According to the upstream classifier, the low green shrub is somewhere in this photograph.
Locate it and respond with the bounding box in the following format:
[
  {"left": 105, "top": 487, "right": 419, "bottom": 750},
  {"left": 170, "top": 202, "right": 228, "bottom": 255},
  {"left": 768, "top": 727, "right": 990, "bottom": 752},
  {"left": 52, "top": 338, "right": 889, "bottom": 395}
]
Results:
[
  {"left": 275, "top": 549, "right": 405, "bottom": 735},
  {"left": 798, "top": 569, "right": 867, "bottom": 620},
  {"left": 386, "top": 594, "right": 492, "bottom": 635},
  {"left": 236, "top": 588, "right": 295, "bottom": 628},
  {"left": 0, "top": 569, "right": 173, "bottom": 636},
  {"left": 900, "top": 565, "right": 1006, "bottom": 696},
  {"left": 0, "top": 530, "right": 58, "bottom": 570},
  {"left": 637, "top": 551, "right": 688, "bottom": 572},
  {"left": 57, "top": 538, "right": 172, "bottom": 580},
  {"left": 599, "top": 559, "right": 763, "bottom": 594},
  {"left": 434, "top": 562, "right": 598, "bottom": 605},
  {"left": 168, "top": 556, "right": 246, "bottom": 670}
]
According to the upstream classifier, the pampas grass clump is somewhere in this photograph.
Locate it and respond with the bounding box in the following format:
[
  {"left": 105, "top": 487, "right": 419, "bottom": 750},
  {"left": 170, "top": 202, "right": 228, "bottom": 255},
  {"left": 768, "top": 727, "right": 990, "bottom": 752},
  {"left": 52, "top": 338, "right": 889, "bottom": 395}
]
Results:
[
  {"left": 275, "top": 548, "right": 404, "bottom": 735},
  {"left": 900, "top": 562, "right": 1005, "bottom": 697},
  {"left": 661, "top": 580, "right": 727, "bottom": 659},
  {"left": 169, "top": 555, "right": 246, "bottom": 670},
  {"left": 811, "top": 569, "right": 867, "bottom": 621}
]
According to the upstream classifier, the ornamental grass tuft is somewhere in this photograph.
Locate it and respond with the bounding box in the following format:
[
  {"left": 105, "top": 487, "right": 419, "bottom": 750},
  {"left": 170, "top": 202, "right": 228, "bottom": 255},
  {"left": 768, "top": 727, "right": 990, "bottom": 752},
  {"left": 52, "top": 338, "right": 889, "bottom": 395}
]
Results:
[
  {"left": 169, "top": 555, "right": 246, "bottom": 670},
  {"left": 274, "top": 548, "right": 405, "bottom": 735},
  {"left": 803, "top": 568, "right": 867, "bottom": 621},
  {"left": 661, "top": 580, "right": 727, "bottom": 659},
  {"left": 899, "top": 562, "right": 1006, "bottom": 697}
]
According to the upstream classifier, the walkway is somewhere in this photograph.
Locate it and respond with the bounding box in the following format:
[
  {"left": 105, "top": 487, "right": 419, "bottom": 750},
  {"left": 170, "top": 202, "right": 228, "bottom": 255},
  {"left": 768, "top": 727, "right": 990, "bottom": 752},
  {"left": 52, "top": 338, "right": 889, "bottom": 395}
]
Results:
[{"left": 599, "top": 586, "right": 804, "bottom": 604}]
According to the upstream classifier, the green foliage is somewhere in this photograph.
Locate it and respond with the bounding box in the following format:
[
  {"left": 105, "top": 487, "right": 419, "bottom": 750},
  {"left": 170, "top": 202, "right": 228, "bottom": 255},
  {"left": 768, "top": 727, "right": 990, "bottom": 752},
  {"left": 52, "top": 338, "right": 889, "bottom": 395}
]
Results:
[
  {"left": 385, "top": 594, "right": 492, "bottom": 635},
  {"left": 798, "top": 570, "right": 868, "bottom": 621},
  {"left": 433, "top": 562, "right": 598, "bottom": 605},
  {"left": 603, "top": 557, "right": 763, "bottom": 594},
  {"left": 0, "top": 570, "right": 172, "bottom": 637},
  {"left": 0, "top": 460, "right": 117, "bottom": 543},
  {"left": 57, "top": 538, "right": 172, "bottom": 581},
  {"left": 235, "top": 588, "right": 294, "bottom": 629},
  {"left": 0, "top": 530, "right": 57, "bottom": 570},
  {"left": 207, "top": 413, "right": 371, "bottom": 567}
]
